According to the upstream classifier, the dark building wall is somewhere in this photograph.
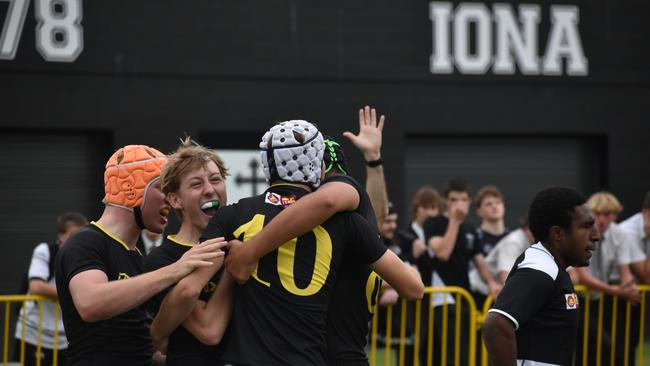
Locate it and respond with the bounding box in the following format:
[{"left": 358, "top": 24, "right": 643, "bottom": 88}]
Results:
[{"left": 0, "top": 0, "right": 649, "bottom": 294}]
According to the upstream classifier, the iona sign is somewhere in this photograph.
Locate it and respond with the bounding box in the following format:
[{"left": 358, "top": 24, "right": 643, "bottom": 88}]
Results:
[{"left": 430, "top": 2, "right": 588, "bottom": 76}]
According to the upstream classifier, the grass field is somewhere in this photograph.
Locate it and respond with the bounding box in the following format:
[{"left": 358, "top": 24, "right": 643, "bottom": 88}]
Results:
[{"left": 368, "top": 343, "right": 650, "bottom": 365}]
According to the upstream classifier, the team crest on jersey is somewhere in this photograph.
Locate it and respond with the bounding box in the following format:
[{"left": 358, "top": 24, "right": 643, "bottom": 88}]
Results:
[
  {"left": 281, "top": 194, "right": 297, "bottom": 207},
  {"left": 265, "top": 192, "right": 282, "bottom": 206},
  {"left": 565, "top": 293, "right": 579, "bottom": 309},
  {"left": 203, "top": 281, "right": 217, "bottom": 294}
]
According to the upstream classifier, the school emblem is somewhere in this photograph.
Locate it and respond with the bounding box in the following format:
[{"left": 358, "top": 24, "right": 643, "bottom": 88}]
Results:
[
  {"left": 265, "top": 192, "right": 282, "bottom": 206},
  {"left": 565, "top": 293, "right": 579, "bottom": 309}
]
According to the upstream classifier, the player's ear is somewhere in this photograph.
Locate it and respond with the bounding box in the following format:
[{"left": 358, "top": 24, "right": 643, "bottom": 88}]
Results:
[
  {"left": 167, "top": 192, "right": 182, "bottom": 210},
  {"left": 549, "top": 225, "right": 565, "bottom": 244}
]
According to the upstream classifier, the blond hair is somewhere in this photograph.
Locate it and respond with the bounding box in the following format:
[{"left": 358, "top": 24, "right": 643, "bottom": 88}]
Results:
[
  {"left": 587, "top": 191, "right": 623, "bottom": 214},
  {"left": 161, "top": 137, "right": 229, "bottom": 195}
]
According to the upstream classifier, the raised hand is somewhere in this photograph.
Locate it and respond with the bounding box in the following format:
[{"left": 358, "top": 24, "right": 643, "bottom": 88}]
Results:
[{"left": 342, "top": 105, "right": 385, "bottom": 161}]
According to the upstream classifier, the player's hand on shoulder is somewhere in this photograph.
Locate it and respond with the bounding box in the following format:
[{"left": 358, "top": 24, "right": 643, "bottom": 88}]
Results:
[
  {"left": 225, "top": 239, "right": 256, "bottom": 285},
  {"left": 172, "top": 237, "right": 227, "bottom": 281}
]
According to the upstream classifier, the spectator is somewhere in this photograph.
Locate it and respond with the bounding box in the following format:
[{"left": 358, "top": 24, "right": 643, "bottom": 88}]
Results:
[
  {"left": 470, "top": 185, "right": 509, "bottom": 307},
  {"left": 574, "top": 191, "right": 641, "bottom": 366},
  {"left": 469, "top": 218, "right": 533, "bottom": 303},
  {"left": 376, "top": 202, "right": 416, "bottom": 366},
  {"left": 619, "top": 191, "right": 650, "bottom": 283},
  {"left": 14, "top": 212, "right": 87, "bottom": 366},
  {"left": 421, "top": 178, "right": 499, "bottom": 366}
]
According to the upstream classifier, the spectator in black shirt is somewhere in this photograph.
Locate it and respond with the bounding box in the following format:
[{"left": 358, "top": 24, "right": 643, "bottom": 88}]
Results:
[
  {"left": 421, "top": 178, "right": 498, "bottom": 366},
  {"left": 483, "top": 187, "right": 599, "bottom": 366}
]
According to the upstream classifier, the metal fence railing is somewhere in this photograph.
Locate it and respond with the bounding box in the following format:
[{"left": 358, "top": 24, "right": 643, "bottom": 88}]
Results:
[
  {"left": 1, "top": 294, "right": 61, "bottom": 366},
  {"left": 3, "top": 285, "right": 650, "bottom": 366},
  {"left": 370, "top": 284, "right": 650, "bottom": 366}
]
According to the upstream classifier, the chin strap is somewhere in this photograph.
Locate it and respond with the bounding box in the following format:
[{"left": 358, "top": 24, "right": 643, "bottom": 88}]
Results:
[{"left": 133, "top": 206, "right": 146, "bottom": 230}]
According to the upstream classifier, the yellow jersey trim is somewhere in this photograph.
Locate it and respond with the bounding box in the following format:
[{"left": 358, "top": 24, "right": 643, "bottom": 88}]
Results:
[
  {"left": 270, "top": 182, "right": 311, "bottom": 190},
  {"left": 90, "top": 221, "right": 140, "bottom": 254},
  {"left": 167, "top": 235, "right": 195, "bottom": 248}
]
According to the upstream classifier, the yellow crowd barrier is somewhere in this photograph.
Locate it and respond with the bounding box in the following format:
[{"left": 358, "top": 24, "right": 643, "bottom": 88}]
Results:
[
  {"left": 0, "top": 294, "right": 61, "bottom": 366},
  {"left": 371, "top": 285, "right": 650, "bottom": 366},
  {"left": 2, "top": 286, "right": 650, "bottom": 366}
]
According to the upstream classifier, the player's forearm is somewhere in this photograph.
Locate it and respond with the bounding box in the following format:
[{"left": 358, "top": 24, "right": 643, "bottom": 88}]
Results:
[
  {"left": 186, "top": 273, "right": 235, "bottom": 345},
  {"left": 248, "top": 183, "right": 356, "bottom": 259},
  {"left": 498, "top": 271, "right": 509, "bottom": 284},
  {"left": 365, "top": 164, "right": 388, "bottom": 226},
  {"left": 151, "top": 261, "right": 222, "bottom": 341},
  {"left": 74, "top": 267, "right": 179, "bottom": 322}
]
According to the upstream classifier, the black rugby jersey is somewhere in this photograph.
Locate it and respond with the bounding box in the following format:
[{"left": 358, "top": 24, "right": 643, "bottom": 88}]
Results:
[
  {"left": 489, "top": 243, "right": 580, "bottom": 366},
  {"left": 201, "top": 183, "right": 387, "bottom": 366},
  {"left": 55, "top": 223, "right": 152, "bottom": 366},
  {"left": 322, "top": 174, "right": 384, "bottom": 365},
  {"left": 143, "top": 235, "right": 224, "bottom": 365}
]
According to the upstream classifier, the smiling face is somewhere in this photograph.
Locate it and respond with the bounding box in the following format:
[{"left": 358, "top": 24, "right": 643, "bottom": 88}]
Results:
[
  {"left": 140, "top": 179, "right": 170, "bottom": 234},
  {"left": 167, "top": 160, "right": 227, "bottom": 232},
  {"left": 555, "top": 204, "right": 599, "bottom": 267}
]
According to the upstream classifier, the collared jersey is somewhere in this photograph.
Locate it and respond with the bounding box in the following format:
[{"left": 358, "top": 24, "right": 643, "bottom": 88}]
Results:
[
  {"left": 201, "top": 184, "right": 387, "bottom": 366},
  {"left": 322, "top": 174, "right": 383, "bottom": 365},
  {"left": 55, "top": 223, "right": 152, "bottom": 365},
  {"left": 143, "top": 235, "right": 224, "bottom": 364},
  {"left": 488, "top": 243, "right": 579, "bottom": 366}
]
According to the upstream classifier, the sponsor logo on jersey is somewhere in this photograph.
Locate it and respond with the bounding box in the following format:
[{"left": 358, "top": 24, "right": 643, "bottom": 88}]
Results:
[
  {"left": 565, "top": 293, "right": 579, "bottom": 309},
  {"left": 265, "top": 192, "right": 282, "bottom": 206},
  {"left": 281, "top": 194, "right": 297, "bottom": 208}
]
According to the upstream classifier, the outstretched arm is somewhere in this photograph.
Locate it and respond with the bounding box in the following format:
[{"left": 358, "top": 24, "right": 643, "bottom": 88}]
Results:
[
  {"left": 370, "top": 250, "right": 424, "bottom": 300},
  {"left": 343, "top": 106, "right": 387, "bottom": 226},
  {"left": 69, "top": 240, "right": 225, "bottom": 323},
  {"left": 225, "top": 181, "right": 359, "bottom": 283}
]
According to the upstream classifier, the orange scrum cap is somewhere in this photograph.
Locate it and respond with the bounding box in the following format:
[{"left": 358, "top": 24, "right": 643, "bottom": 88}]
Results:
[{"left": 104, "top": 145, "right": 167, "bottom": 209}]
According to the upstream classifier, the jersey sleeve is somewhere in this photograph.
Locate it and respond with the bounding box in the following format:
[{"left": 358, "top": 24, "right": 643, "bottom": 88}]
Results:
[
  {"left": 348, "top": 212, "right": 387, "bottom": 264},
  {"left": 58, "top": 229, "right": 108, "bottom": 285},
  {"left": 488, "top": 268, "right": 555, "bottom": 330},
  {"left": 27, "top": 242, "right": 51, "bottom": 282}
]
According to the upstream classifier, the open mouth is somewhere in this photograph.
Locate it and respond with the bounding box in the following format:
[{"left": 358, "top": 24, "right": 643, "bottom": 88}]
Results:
[{"left": 201, "top": 200, "right": 220, "bottom": 218}]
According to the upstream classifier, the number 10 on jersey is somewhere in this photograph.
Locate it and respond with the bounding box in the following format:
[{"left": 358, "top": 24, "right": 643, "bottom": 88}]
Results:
[{"left": 0, "top": 0, "right": 83, "bottom": 62}]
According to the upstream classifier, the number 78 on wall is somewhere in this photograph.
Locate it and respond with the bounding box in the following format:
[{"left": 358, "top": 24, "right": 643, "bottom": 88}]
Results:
[{"left": 0, "top": 0, "right": 82, "bottom": 62}]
